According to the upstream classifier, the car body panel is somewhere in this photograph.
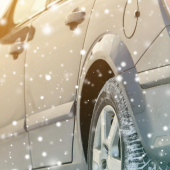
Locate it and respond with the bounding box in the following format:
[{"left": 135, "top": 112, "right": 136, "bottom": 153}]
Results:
[
  {"left": 120, "top": 65, "right": 170, "bottom": 162},
  {"left": 77, "top": 33, "right": 138, "bottom": 163},
  {"left": 0, "top": 24, "right": 32, "bottom": 170},
  {"left": 29, "top": 118, "right": 74, "bottom": 167},
  {"left": 135, "top": 25, "right": 170, "bottom": 162},
  {"left": 24, "top": 0, "right": 95, "bottom": 168},
  {"left": 83, "top": 0, "right": 170, "bottom": 66},
  {"left": 77, "top": 0, "right": 170, "bottom": 164},
  {"left": 123, "top": 0, "right": 138, "bottom": 38},
  {"left": 80, "top": 33, "right": 134, "bottom": 77},
  {"left": 0, "top": 133, "right": 32, "bottom": 170},
  {"left": 1, "top": 0, "right": 170, "bottom": 168},
  {"left": 137, "top": 26, "right": 170, "bottom": 73},
  {"left": 27, "top": 101, "right": 74, "bottom": 131}
]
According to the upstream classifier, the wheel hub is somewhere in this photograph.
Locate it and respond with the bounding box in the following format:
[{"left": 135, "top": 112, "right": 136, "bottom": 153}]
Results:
[{"left": 92, "top": 105, "right": 121, "bottom": 170}]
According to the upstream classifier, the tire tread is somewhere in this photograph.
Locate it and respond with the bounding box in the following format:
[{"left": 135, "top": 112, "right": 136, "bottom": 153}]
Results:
[{"left": 99, "top": 78, "right": 168, "bottom": 170}]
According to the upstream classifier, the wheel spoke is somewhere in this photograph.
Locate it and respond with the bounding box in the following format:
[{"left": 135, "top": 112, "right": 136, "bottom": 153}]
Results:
[
  {"left": 93, "top": 116, "right": 101, "bottom": 148},
  {"left": 93, "top": 161, "right": 100, "bottom": 170},
  {"left": 93, "top": 148, "right": 101, "bottom": 165},
  {"left": 108, "top": 114, "right": 118, "bottom": 145},
  {"left": 101, "top": 109, "right": 106, "bottom": 143},
  {"left": 108, "top": 116, "right": 120, "bottom": 158},
  {"left": 107, "top": 155, "right": 121, "bottom": 170},
  {"left": 93, "top": 105, "right": 121, "bottom": 170}
]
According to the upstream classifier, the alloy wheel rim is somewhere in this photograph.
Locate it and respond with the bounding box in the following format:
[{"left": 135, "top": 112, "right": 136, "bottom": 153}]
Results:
[{"left": 92, "top": 105, "right": 121, "bottom": 170}]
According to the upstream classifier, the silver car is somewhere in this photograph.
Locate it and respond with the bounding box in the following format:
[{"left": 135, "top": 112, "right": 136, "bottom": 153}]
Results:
[{"left": 0, "top": 0, "right": 170, "bottom": 169}]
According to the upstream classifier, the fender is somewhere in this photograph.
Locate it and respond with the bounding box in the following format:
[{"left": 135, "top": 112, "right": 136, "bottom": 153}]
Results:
[{"left": 76, "top": 32, "right": 157, "bottom": 162}]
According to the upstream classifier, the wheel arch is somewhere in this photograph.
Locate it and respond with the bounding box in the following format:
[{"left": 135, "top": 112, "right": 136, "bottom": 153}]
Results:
[{"left": 76, "top": 32, "right": 136, "bottom": 161}]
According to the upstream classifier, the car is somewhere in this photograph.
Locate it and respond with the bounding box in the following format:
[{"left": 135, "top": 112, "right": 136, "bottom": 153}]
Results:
[{"left": 0, "top": 0, "right": 170, "bottom": 170}]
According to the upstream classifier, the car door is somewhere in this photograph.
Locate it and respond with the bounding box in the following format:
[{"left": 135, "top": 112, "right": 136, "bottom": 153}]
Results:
[
  {"left": 0, "top": 1, "right": 52, "bottom": 169},
  {"left": 0, "top": 11, "right": 32, "bottom": 170},
  {"left": 25, "top": 0, "right": 95, "bottom": 168}
]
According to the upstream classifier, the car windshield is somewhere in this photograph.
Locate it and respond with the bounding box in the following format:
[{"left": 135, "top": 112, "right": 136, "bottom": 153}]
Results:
[{"left": 0, "top": 0, "right": 12, "bottom": 18}]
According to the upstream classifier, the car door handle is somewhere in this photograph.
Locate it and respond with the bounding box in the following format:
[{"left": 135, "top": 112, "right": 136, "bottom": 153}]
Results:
[
  {"left": 9, "top": 42, "right": 24, "bottom": 59},
  {"left": 65, "top": 11, "right": 86, "bottom": 25}
]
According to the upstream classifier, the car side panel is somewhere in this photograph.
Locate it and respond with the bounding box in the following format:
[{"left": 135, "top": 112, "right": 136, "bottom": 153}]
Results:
[
  {"left": 79, "top": 0, "right": 170, "bottom": 163},
  {"left": 0, "top": 26, "right": 32, "bottom": 170},
  {"left": 134, "top": 26, "right": 170, "bottom": 162},
  {"left": 82, "top": 0, "right": 170, "bottom": 67},
  {"left": 25, "top": 0, "right": 95, "bottom": 168}
]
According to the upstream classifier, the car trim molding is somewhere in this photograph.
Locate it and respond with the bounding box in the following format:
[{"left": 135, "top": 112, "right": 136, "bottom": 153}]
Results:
[
  {"left": 139, "top": 66, "right": 170, "bottom": 89},
  {"left": 0, "top": 118, "right": 25, "bottom": 141},
  {"left": 26, "top": 101, "right": 74, "bottom": 131}
]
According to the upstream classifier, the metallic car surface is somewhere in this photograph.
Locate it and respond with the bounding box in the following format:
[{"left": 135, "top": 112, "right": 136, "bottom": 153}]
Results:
[
  {"left": 24, "top": 0, "right": 95, "bottom": 168},
  {"left": 0, "top": 0, "right": 170, "bottom": 169},
  {"left": 80, "top": 0, "right": 170, "bottom": 163}
]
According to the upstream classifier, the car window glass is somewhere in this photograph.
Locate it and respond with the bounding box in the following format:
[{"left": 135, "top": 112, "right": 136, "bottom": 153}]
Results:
[
  {"left": 0, "top": 0, "right": 12, "bottom": 18},
  {"left": 13, "top": 0, "right": 47, "bottom": 24},
  {"left": 50, "top": 0, "right": 56, "bottom": 2},
  {"left": 49, "top": 0, "right": 60, "bottom": 4}
]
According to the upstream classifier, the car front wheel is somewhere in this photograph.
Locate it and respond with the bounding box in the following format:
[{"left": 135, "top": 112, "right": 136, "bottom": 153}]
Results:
[{"left": 87, "top": 77, "right": 161, "bottom": 170}]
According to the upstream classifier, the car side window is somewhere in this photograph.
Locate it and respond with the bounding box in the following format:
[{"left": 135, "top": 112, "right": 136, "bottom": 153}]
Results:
[
  {"left": 49, "top": 0, "right": 60, "bottom": 4},
  {"left": 0, "top": 0, "right": 12, "bottom": 18},
  {"left": 50, "top": 0, "right": 56, "bottom": 2},
  {"left": 13, "top": 0, "right": 47, "bottom": 24}
]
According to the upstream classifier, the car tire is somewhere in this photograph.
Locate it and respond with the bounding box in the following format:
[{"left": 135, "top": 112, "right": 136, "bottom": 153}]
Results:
[{"left": 87, "top": 77, "right": 162, "bottom": 170}]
